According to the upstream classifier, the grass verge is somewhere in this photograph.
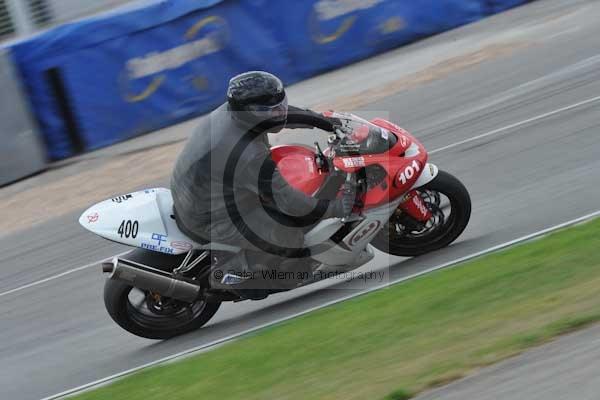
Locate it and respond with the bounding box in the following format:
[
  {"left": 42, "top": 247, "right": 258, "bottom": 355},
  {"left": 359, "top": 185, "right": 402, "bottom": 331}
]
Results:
[{"left": 76, "top": 218, "right": 600, "bottom": 400}]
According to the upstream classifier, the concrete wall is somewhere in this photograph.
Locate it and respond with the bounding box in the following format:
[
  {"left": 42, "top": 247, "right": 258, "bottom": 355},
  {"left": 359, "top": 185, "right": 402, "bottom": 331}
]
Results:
[
  {"left": 2, "top": 0, "right": 137, "bottom": 37},
  {"left": 45, "top": 0, "right": 136, "bottom": 25}
]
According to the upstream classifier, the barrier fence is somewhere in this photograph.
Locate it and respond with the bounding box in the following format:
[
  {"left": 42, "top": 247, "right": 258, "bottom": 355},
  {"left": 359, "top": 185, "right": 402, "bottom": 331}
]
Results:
[
  {"left": 4, "top": 0, "right": 530, "bottom": 161},
  {"left": 1, "top": 0, "right": 137, "bottom": 39},
  {"left": 0, "top": 48, "right": 46, "bottom": 185}
]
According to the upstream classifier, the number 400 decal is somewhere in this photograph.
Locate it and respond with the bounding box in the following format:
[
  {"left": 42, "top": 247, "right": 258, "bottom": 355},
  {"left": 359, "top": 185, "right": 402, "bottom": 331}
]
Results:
[
  {"left": 398, "top": 160, "right": 421, "bottom": 185},
  {"left": 118, "top": 220, "right": 139, "bottom": 239}
]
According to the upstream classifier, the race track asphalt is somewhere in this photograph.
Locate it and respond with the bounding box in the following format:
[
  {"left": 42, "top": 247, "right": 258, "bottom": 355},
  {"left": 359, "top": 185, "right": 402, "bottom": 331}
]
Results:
[{"left": 1, "top": 0, "right": 600, "bottom": 398}]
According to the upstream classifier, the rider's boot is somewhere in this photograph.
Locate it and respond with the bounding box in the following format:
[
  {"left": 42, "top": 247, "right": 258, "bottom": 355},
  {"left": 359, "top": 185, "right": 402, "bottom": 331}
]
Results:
[
  {"left": 210, "top": 249, "right": 314, "bottom": 300},
  {"left": 210, "top": 251, "right": 270, "bottom": 300}
]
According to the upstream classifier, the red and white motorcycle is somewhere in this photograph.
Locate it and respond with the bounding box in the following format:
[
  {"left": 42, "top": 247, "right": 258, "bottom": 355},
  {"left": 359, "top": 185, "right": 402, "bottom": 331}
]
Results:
[{"left": 80, "top": 112, "right": 471, "bottom": 339}]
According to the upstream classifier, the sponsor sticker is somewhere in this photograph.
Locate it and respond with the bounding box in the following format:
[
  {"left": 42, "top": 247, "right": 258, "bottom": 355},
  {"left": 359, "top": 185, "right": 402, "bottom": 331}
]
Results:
[
  {"left": 151, "top": 233, "right": 168, "bottom": 246},
  {"left": 398, "top": 135, "right": 408, "bottom": 147},
  {"left": 87, "top": 213, "right": 99, "bottom": 223},
  {"left": 342, "top": 156, "right": 365, "bottom": 168},
  {"left": 413, "top": 195, "right": 430, "bottom": 218},
  {"left": 349, "top": 220, "right": 381, "bottom": 246},
  {"left": 141, "top": 243, "right": 175, "bottom": 254},
  {"left": 111, "top": 194, "right": 133, "bottom": 203},
  {"left": 171, "top": 241, "right": 193, "bottom": 252}
]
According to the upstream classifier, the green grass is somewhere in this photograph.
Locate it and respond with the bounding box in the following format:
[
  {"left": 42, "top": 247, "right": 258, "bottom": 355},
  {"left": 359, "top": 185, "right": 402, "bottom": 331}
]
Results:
[{"left": 76, "top": 218, "right": 600, "bottom": 400}]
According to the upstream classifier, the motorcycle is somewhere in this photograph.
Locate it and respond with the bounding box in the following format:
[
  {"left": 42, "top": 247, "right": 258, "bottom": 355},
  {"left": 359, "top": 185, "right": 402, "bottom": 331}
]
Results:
[{"left": 80, "top": 112, "right": 471, "bottom": 339}]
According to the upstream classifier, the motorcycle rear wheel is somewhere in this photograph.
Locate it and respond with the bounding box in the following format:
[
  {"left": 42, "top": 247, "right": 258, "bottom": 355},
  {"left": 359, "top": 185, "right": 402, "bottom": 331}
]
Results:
[
  {"left": 103, "top": 249, "right": 220, "bottom": 340},
  {"left": 371, "top": 170, "right": 471, "bottom": 257}
]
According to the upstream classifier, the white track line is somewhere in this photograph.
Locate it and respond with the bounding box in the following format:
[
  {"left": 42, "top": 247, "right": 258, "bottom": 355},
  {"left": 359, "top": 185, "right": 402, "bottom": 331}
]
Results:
[
  {"left": 42, "top": 209, "right": 600, "bottom": 400},
  {"left": 429, "top": 95, "right": 600, "bottom": 154},
  {"left": 3, "top": 96, "right": 600, "bottom": 299},
  {"left": 0, "top": 251, "right": 130, "bottom": 298}
]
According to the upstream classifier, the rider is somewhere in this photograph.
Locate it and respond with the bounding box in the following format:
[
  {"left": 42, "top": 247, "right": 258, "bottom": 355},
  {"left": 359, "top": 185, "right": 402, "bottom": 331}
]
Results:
[{"left": 171, "top": 71, "right": 355, "bottom": 299}]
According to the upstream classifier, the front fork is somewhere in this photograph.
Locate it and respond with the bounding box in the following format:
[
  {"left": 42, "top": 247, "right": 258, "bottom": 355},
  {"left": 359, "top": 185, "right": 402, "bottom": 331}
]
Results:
[{"left": 398, "top": 190, "right": 432, "bottom": 222}]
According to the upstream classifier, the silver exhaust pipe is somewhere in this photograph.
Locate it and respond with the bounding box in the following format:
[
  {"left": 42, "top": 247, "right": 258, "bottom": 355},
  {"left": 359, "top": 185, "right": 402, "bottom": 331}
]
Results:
[{"left": 102, "top": 257, "right": 201, "bottom": 303}]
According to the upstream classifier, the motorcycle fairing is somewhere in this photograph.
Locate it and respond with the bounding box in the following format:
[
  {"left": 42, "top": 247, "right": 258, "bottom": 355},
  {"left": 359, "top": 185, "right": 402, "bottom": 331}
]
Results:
[
  {"left": 310, "top": 200, "right": 401, "bottom": 267},
  {"left": 271, "top": 144, "right": 326, "bottom": 195},
  {"left": 79, "top": 188, "right": 351, "bottom": 256},
  {"left": 79, "top": 117, "right": 437, "bottom": 257},
  {"left": 79, "top": 188, "right": 199, "bottom": 255}
]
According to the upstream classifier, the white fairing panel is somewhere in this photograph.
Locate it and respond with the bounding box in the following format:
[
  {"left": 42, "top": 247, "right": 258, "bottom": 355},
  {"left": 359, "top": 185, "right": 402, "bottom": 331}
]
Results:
[
  {"left": 304, "top": 219, "right": 345, "bottom": 247},
  {"left": 79, "top": 188, "right": 199, "bottom": 255},
  {"left": 410, "top": 163, "right": 439, "bottom": 190},
  {"left": 309, "top": 201, "right": 400, "bottom": 267}
]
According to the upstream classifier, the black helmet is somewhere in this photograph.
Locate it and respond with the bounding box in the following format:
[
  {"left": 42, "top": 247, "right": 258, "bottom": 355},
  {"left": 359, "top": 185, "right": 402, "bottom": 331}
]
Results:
[{"left": 227, "top": 71, "right": 288, "bottom": 131}]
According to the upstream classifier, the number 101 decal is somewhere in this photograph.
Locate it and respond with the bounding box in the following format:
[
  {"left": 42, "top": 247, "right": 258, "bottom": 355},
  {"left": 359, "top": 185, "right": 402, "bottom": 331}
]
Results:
[
  {"left": 397, "top": 160, "right": 422, "bottom": 185},
  {"left": 118, "top": 220, "right": 139, "bottom": 239}
]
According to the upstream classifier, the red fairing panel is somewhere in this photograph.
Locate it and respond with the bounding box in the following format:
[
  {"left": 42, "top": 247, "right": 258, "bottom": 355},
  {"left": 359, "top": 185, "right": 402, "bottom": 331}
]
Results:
[
  {"left": 331, "top": 120, "right": 428, "bottom": 209},
  {"left": 271, "top": 116, "right": 429, "bottom": 216},
  {"left": 370, "top": 118, "right": 413, "bottom": 155},
  {"left": 271, "top": 145, "right": 326, "bottom": 196}
]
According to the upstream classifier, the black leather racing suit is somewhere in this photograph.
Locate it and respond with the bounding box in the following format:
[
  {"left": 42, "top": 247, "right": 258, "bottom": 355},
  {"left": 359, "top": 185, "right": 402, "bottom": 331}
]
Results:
[{"left": 170, "top": 103, "right": 344, "bottom": 259}]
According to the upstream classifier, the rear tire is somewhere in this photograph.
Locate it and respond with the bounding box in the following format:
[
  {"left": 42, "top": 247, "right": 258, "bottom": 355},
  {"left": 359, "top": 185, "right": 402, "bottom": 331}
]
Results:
[
  {"left": 371, "top": 170, "right": 471, "bottom": 257},
  {"left": 103, "top": 249, "right": 221, "bottom": 340}
]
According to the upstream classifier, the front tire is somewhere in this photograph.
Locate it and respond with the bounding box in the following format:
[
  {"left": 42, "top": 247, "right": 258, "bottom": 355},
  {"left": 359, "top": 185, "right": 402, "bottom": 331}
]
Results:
[
  {"left": 103, "top": 249, "right": 221, "bottom": 340},
  {"left": 371, "top": 170, "right": 471, "bottom": 257}
]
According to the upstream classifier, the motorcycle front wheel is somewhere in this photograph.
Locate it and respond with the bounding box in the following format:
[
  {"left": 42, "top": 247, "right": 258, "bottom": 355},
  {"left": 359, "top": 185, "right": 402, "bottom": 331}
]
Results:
[{"left": 371, "top": 170, "right": 471, "bottom": 257}]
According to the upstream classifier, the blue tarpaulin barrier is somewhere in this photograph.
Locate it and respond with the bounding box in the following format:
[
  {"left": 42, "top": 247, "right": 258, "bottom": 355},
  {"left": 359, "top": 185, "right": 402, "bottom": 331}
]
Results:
[
  {"left": 263, "top": 0, "right": 485, "bottom": 79},
  {"left": 483, "top": 0, "right": 530, "bottom": 13},
  {"left": 8, "top": 0, "right": 529, "bottom": 160},
  {"left": 10, "top": 0, "right": 291, "bottom": 159}
]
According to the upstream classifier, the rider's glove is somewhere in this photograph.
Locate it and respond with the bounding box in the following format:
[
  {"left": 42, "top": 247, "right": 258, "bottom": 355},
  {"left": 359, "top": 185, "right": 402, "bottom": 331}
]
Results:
[
  {"left": 325, "top": 115, "right": 342, "bottom": 130},
  {"left": 319, "top": 110, "right": 342, "bottom": 131}
]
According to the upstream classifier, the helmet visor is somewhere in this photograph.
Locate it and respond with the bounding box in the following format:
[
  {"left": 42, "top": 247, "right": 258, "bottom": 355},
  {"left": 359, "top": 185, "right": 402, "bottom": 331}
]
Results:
[{"left": 246, "top": 97, "right": 288, "bottom": 122}]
